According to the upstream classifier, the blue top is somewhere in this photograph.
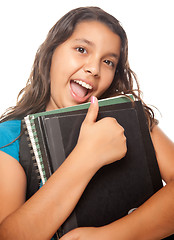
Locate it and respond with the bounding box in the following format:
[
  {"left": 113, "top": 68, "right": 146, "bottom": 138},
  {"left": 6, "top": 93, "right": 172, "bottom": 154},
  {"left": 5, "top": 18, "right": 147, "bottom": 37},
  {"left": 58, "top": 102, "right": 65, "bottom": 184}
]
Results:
[{"left": 0, "top": 120, "right": 21, "bottom": 161}]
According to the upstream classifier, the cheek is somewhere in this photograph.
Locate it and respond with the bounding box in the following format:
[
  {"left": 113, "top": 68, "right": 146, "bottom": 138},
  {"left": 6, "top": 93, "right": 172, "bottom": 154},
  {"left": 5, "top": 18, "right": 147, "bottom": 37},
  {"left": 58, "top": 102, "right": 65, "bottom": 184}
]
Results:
[
  {"left": 101, "top": 74, "right": 114, "bottom": 90},
  {"left": 96, "top": 78, "right": 113, "bottom": 97},
  {"left": 50, "top": 49, "right": 71, "bottom": 81}
]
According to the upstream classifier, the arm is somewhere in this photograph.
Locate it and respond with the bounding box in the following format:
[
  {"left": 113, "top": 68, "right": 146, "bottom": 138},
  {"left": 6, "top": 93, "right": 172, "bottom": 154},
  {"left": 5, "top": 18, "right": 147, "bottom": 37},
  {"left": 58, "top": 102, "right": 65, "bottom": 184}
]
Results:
[
  {"left": 0, "top": 148, "right": 98, "bottom": 240},
  {"left": 60, "top": 125, "right": 174, "bottom": 240},
  {"left": 0, "top": 98, "right": 127, "bottom": 240}
]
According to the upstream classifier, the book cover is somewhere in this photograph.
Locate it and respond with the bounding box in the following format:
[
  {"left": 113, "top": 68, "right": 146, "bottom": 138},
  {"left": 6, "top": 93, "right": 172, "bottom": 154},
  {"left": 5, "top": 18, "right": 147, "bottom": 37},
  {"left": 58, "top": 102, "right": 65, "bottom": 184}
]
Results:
[{"left": 33, "top": 101, "right": 163, "bottom": 238}]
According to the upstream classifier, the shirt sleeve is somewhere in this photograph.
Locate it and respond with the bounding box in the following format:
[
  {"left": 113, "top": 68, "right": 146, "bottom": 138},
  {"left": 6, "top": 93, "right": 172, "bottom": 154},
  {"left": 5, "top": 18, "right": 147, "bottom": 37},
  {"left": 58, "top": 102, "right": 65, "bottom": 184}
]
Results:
[{"left": 0, "top": 120, "right": 21, "bottom": 161}]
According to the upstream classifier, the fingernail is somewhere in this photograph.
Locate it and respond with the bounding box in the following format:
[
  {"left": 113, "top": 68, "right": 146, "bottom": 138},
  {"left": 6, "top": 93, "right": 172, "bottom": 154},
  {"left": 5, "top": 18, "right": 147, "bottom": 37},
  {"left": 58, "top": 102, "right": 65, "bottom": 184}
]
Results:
[{"left": 91, "top": 96, "right": 96, "bottom": 104}]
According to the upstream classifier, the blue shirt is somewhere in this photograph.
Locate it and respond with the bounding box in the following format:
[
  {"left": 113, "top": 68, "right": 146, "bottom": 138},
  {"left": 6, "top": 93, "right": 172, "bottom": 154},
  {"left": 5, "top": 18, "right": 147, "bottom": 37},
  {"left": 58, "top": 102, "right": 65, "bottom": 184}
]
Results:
[{"left": 0, "top": 120, "right": 21, "bottom": 161}]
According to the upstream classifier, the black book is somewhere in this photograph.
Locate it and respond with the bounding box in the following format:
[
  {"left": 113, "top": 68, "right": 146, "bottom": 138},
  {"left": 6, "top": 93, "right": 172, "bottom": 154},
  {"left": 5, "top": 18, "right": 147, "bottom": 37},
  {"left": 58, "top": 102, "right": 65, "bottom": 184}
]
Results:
[{"left": 24, "top": 99, "right": 172, "bottom": 239}]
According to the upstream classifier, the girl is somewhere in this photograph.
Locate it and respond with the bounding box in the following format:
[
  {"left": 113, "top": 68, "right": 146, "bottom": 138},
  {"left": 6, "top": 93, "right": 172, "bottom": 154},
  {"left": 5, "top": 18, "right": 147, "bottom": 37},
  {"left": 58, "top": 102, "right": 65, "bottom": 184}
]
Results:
[{"left": 0, "top": 6, "right": 174, "bottom": 240}]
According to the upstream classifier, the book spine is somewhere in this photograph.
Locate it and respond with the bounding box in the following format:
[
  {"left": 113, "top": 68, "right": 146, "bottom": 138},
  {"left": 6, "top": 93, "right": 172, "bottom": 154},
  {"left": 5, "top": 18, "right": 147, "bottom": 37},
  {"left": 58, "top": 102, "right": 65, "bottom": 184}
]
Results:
[
  {"left": 24, "top": 115, "right": 47, "bottom": 185},
  {"left": 21, "top": 119, "right": 41, "bottom": 182}
]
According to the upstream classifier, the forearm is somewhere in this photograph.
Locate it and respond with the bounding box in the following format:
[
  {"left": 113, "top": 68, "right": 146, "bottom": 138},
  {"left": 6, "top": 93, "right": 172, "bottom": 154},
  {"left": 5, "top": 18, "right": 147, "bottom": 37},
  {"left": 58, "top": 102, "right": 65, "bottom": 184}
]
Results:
[
  {"left": 0, "top": 146, "right": 98, "bottom": 240},
  {"left": 101, "top": 180, "right": 174, "bottom": 240}
]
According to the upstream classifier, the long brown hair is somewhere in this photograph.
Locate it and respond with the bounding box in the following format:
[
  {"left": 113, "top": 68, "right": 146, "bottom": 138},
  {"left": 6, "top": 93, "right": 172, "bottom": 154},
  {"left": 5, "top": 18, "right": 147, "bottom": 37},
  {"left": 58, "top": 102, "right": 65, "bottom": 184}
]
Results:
[{"left": 0, "top": 6, "right": 157, "bottom": 129}]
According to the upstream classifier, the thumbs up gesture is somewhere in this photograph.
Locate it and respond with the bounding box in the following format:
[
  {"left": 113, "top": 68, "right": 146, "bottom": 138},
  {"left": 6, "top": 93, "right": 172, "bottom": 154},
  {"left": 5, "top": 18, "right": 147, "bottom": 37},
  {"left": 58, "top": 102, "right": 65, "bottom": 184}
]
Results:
[{"left": 77, "top": 96, "right": 127, "bottom": 170}]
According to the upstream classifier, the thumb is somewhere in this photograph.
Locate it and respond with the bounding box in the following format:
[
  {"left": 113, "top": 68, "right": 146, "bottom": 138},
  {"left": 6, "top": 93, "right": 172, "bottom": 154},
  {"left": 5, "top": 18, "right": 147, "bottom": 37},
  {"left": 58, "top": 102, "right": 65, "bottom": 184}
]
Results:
[{"left": 84, "top": 96, "right": 99, "bottom": 124}]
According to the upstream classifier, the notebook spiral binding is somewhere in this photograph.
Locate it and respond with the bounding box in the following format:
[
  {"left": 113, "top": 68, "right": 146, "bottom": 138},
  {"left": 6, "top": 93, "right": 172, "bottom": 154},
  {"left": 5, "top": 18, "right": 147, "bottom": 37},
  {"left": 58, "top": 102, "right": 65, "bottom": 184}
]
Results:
[
  {"left": 22, "top": 119, "right": 41, "bottom": 181},
  {"left": 24, "top": 116, "right": 47, "bottom": 185}
]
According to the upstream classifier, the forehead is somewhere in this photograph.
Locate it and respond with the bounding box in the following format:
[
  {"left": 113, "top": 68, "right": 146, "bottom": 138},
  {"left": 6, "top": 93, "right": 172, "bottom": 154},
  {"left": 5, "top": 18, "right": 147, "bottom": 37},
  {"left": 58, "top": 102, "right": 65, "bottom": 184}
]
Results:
[{"left": 67, "top": 21, "right": 121, "bottom": 54}]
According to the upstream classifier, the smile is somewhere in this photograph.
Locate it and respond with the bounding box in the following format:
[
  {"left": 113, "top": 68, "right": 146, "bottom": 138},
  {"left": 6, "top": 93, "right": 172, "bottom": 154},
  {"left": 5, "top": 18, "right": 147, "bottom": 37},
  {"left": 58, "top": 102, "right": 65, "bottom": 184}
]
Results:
[
  {"left": 70, "top": 79, "right": 93, "bottom": 103},
  {"left": 73, "top": 80, "right": 93, "bottom": 90}
]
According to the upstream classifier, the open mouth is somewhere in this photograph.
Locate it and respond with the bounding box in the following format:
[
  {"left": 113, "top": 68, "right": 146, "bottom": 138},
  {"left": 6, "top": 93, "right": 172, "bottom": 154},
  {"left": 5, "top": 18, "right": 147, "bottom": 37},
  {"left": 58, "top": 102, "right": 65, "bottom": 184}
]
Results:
[{"left": 70, "top": 80, "right": 93, "bottom": 98}]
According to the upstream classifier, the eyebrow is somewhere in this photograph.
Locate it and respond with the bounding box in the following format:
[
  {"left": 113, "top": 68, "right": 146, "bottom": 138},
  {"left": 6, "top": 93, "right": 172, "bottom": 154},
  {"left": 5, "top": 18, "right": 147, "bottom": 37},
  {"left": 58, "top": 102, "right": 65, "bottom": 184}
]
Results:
[
  {"left": 74, "top": 38, "right": 94, "bottom": 46},
  {"left": 108, "top": 53, "right": 119, "bottom": 60},
  {"left": 74, "top": 38, "right": 120, "bottom": 60}
]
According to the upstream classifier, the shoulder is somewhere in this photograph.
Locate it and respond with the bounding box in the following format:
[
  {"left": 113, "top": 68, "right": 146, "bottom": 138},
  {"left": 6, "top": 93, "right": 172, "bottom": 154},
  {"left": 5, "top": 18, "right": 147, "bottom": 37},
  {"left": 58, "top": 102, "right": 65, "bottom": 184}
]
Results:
[
  {"left": 151, "top": 125, "right": 174, "bottom": 150},
  {"left": 0, "top": 120, "right": 21, "bottom": 161},
  {"left": 0, "top": 119, "right": 21, "bottom": 131},
  {"left": 151, "top": 125, "right": 174, "bottom": 183}
]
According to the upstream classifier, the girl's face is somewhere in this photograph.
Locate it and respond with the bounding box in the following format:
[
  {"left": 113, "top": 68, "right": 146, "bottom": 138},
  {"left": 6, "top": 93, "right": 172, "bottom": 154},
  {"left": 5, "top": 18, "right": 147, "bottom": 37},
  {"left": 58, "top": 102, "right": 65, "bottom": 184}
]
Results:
[{"left": 46, "top": 21, "right": 121, "bottom": 110}]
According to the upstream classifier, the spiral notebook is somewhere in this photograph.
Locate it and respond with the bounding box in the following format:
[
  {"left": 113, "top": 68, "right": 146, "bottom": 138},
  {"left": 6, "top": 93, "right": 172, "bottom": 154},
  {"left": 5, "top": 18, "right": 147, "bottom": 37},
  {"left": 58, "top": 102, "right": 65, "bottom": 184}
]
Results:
[{"left": 23, "top": 95, "right": 167, "bottom": 239}]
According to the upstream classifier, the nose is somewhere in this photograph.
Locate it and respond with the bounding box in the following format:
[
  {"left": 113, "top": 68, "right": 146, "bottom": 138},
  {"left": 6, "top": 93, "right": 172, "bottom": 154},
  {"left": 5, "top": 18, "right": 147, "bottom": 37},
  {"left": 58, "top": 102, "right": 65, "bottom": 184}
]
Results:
[{"left": 83, "top": 57, "right": 100, "bottom": 77}]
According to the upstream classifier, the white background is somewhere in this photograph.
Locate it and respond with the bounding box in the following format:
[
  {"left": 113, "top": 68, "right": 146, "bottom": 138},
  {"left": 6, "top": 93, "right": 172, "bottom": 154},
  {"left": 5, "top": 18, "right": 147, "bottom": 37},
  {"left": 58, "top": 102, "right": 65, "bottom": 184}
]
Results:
[{"left": 0, "top": 0, "right": 173, "bottom": 140}]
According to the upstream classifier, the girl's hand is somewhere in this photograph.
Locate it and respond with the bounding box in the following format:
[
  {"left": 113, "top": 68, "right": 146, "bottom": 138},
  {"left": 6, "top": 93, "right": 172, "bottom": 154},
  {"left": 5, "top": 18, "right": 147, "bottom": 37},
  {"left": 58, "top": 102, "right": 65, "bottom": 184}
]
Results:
[
  {"left": 76, "top": 96, "right": 127, "bottom": 170},
  {"left": 59, "top": 227, "right": 104, "bottom": 240}
]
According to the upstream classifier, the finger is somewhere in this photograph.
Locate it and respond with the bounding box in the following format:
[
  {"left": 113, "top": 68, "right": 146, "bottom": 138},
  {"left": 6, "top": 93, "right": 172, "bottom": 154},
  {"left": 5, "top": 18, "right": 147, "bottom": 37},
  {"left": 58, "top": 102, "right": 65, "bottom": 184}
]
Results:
[{"left": 83, "top": 96, "right": 99, "bottom": 124}]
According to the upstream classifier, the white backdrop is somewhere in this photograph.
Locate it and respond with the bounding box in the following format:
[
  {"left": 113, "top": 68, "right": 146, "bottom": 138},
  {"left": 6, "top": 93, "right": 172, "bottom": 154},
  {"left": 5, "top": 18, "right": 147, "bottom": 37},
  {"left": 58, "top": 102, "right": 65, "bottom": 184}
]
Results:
[{"left": 0, "top": 0, "right": 173, "bottom": 140}]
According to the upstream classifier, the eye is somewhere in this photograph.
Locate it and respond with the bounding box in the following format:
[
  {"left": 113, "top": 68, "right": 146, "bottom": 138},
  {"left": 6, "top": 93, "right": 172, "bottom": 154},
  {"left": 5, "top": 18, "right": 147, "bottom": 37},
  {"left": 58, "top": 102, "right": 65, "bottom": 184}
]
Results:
[
  {"left": 76, "top": 47, "right": 87, "bottom": 54},
  {"left": 104, "top": 60, "right": 115, "bottom": 68}
]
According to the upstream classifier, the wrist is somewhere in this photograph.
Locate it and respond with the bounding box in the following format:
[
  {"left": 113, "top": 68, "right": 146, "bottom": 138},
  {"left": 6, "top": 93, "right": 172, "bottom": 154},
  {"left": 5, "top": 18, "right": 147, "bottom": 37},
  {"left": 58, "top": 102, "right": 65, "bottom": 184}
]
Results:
[{"left": 73, "top": 142, "right": 101, "bottom": 173}]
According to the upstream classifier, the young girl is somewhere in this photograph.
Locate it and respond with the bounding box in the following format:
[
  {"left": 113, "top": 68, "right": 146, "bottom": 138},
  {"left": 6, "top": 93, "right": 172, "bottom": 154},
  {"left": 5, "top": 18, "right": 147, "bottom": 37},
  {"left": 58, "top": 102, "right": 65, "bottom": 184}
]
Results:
[{"left": 0, "top": 6, "right": 174, "bottom": 240}]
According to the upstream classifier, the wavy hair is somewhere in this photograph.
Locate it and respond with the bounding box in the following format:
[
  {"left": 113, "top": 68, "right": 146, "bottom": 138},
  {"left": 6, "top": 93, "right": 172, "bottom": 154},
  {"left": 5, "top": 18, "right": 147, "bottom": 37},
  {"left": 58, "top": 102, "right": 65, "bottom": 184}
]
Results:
[{"left": 0, "top": 6, "right": 157, "bottom": 129}]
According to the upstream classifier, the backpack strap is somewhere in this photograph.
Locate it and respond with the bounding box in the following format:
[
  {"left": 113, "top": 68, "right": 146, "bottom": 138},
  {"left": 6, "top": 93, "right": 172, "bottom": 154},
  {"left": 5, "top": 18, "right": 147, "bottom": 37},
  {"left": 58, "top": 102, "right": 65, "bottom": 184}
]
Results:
[{"left": 19, "top": 122, "right": 40, "bottom": 200}]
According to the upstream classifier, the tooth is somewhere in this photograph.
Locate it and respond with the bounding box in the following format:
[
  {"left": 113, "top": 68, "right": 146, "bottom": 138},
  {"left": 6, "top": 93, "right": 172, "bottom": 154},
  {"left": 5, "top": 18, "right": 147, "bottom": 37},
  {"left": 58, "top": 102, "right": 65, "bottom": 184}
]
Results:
[
  {"left": 88, "top": 84, "right": 92, "bottom": 89},
  {"left": 73, "top": 80, "right": 92, "bottom": 90}
]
